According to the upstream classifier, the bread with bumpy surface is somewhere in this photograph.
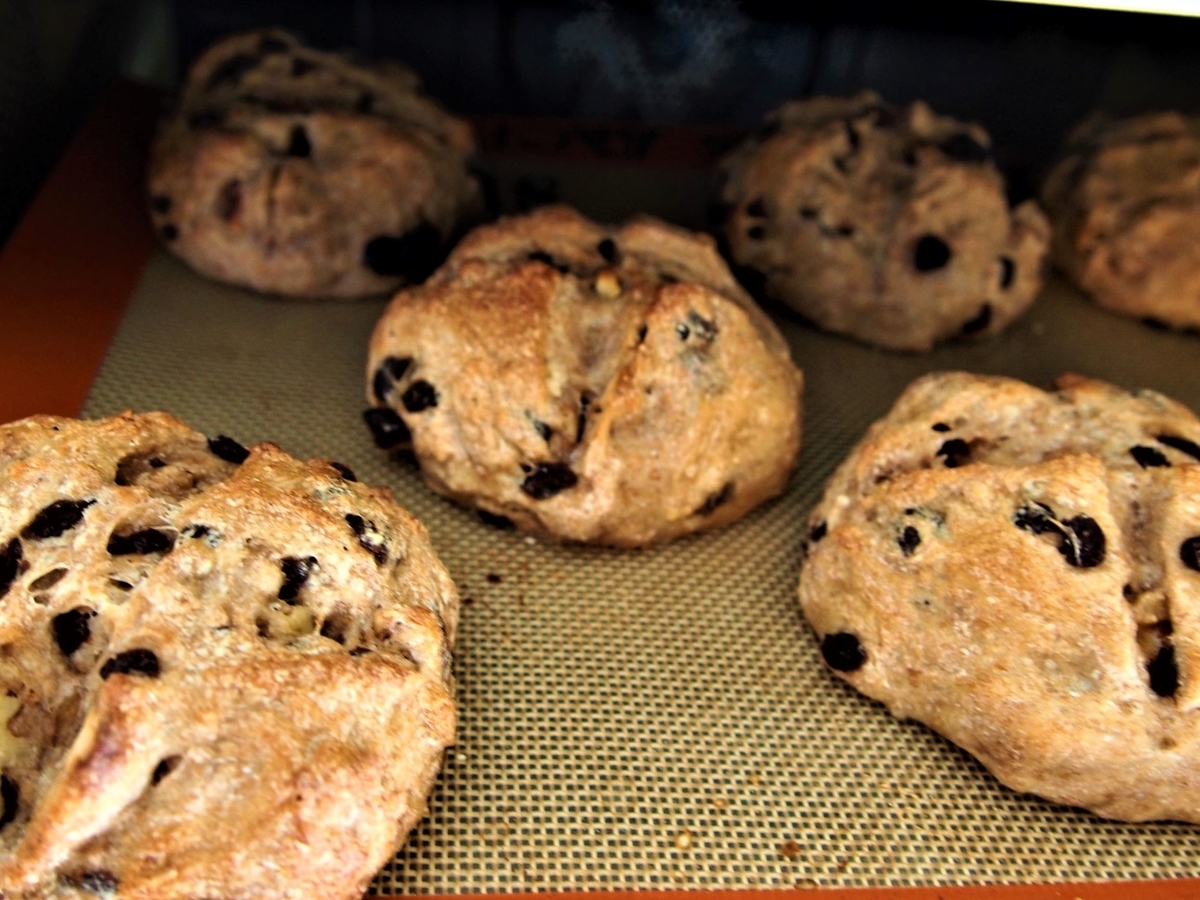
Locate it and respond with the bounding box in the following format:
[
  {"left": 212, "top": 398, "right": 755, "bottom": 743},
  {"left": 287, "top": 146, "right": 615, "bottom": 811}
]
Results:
[
  {"left": 147, "top": 29, "right": 480, "bottom": 298},
  {"left": 365, "top": 205, "right": 804, "bottom": 547},
  {"left": 0, "top": 412, "right": 458, "bottom": 900},
  {"left": 719, "top": 92, "right": 1050, "bottom": 351},
  {"left": 799, "top": 371, "right": 1200, "bottom": 822},
  {"left": 1043, "top": 111, "right": 1200, "bottom": 331}
]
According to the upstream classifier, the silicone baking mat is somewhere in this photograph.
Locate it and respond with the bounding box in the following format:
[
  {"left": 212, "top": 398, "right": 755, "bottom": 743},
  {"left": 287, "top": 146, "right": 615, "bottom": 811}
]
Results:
[
  {"left": 79, "top": 222, "right": 1200, "bottom": 892},
  {"left": 4, "top": 86, "right": 1195, "bottom": 897}
]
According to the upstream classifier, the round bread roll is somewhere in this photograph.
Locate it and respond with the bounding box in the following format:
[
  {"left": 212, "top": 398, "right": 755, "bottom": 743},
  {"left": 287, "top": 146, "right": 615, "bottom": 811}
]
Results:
[
  {"left": 800, "top": 371, "right": 1200, "bottom": 822},
  {"left": 365, "top": 205, "right": 804, "bottom": 547},
  {"left": 1043, "top": 110, "right": 1200, "bottom": 331},
  {"left": 0, "top": 412, "right": 457, "bottom": 900},
  {"left": 147, "top": 29, "right": 481, "bottom": 298},
  {"left": 719, "top": 92, "right": 1050, "bottom": 352}
]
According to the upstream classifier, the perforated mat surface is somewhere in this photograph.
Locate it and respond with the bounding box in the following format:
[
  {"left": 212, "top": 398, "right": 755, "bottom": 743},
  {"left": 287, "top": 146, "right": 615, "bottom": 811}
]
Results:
[{"left": 82, "top": 247, "right": 1200, "bottom": 892}]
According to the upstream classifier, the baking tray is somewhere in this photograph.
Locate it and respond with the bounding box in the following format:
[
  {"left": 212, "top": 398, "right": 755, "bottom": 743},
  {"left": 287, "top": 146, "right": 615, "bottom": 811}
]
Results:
[{"left": 2, "top": 83, "right": 1199, "bottom": 900}]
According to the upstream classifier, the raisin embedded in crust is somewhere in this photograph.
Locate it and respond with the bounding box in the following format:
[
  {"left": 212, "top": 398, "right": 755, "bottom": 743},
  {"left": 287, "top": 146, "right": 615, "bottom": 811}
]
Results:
[
  {"left": 401, "top": 381, "right": 438, "bottom": 413},
  {"left": 372, "top": 356, "right": 413, "bottom": 403},
  {"left": 1158, "top": 434, "right": 1200, "bottom": 462},
  {"left": 107, "top": 529, "right": 177, "bottom": 556},
  {"left": 694, "top": 482, "right": 734, "bottom": 516},
  {"left": 914, "top": 235, "right": 952, "bottom": 272},
  {"left": 1148, "top": 645, "right": 1179, "bottom": 697},
  {"left": 23, "top": 500, "right": 95, "bottom": 540},
  {"left": 0, "top": 539, "right": 22, "bottom": 598},
  {"left": 1130, "top": 445, "right": 1170, "bottom": 468},
  {"left": 51, "top": 608, "right": 95, "bottom": 657},
  {"left": 960, "top": 304, "right": 992, "bottom": 335},
  {"left": 999, "top": 256, "right": 1015, "bottom": 289},
  {"left": 286, "top": 124, "right": 312, "bottom": 158},
  {"left": 520, "top": 463, "right": 578, "bottom": 500},
  {"left": 151, "top": 756, "right": 182, "bottom": 785},
  {"left": 821, "top": 632, "right": 867, "bottom": 672},
  {"left": 1014, "top": 503, "right": 1106, "bottom": 569},
  {"left": 0, "top": 776, "right": 17, "bottom": 831},
  {"left": 363, "top": 407, "right": 412, "bottom": 449},
  {"left": 278, "top": 556, "right": 317, "bottom": 602},
  {"left": 345, "top": 514, "right": 388, "bottom": 564},
  {"left": 936, "top": 438, "right": 970, "bottom": 468},
  {"left": 597, "top": 237, "right": 618, "bottom": 262},
  {"left": 1059, "top": 515, "right": 1106, "bottom": 568},
  {"left": 1181, "top": 537, "right": 1200, "bottom": 572},
  {"left": 897, "top": 525, "right": 921, "bottom": 556},
  {"left": 329, "top": 462, "right": 357, "bottom": 482},
  {"left": 207, "top": 435, "right": 249, "bottom": 464},
  {"left": 1014, "top": 502, "right": 1061, "bottom": 537},
  {"left": 99, "top": 649, "right": 161, "bottom": 679}
]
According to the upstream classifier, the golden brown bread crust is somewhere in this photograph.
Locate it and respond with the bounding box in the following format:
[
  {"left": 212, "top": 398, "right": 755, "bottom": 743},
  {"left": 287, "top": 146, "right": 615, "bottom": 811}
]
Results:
[
  {"left": 147, "top": 29, "right": 481, "bottom": 298},
  {"left": 1042, "top": 111, "right": 1200, "bottom": 330},
  {"left": 366, "top": 205, "right": 804, "bottom": 547},
  {"left": 799, "top": 372, "right": 1200, "bottom": 822},
  {"left": 720, "top": 92, "right": 1050, "bottom": 352},
  {"left": 0, "top": 412, "right": 458, "bottom": 899}
]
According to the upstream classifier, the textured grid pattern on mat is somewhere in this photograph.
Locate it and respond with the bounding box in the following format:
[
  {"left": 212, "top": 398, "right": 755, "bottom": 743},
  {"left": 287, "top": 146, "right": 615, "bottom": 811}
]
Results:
[{"left": 84, "top": 252, "right": 1200, "bottom": 891}]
